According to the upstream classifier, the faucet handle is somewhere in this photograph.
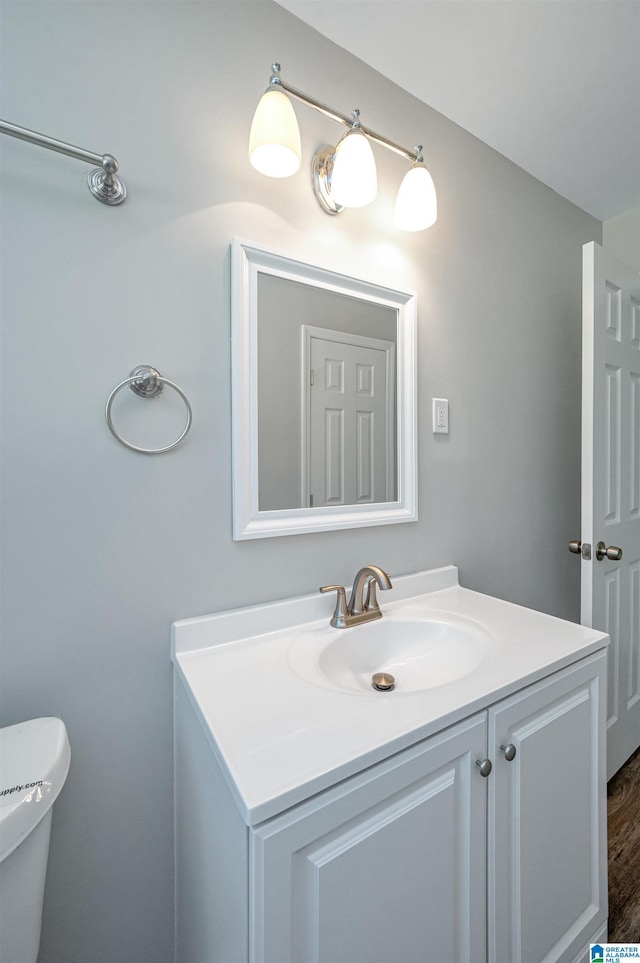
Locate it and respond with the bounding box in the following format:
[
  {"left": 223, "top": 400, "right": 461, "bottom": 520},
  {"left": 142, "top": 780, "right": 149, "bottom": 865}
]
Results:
[{"left": 319, "top": 584, "right": 349, "bottom": 628}]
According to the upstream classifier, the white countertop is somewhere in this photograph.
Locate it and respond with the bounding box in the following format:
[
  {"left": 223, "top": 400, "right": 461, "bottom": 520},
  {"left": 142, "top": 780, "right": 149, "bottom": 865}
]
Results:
[{"left": 172, "top": 566, "right": 608, "bottom": 826}]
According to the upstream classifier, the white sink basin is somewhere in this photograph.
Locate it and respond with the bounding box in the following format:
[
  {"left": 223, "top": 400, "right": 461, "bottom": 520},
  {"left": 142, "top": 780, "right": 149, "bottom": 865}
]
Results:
[{"left": 288, "top": 613, "right": 494, "bottom": 694}]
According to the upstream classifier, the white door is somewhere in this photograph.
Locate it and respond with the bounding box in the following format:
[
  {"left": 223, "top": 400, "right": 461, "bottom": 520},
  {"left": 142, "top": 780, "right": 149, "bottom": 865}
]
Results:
[
  {"left": 303, "top": 327, "right": 395, "bottom": 508},
  {"left": 580, "top": 241, "right": 640, "bottom": 779}
]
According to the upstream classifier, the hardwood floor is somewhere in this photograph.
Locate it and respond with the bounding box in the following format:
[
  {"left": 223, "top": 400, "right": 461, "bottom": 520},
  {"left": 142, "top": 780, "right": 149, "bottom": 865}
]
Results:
[{"left": 608, "top": 745, "right": 640, "bottom": 942}]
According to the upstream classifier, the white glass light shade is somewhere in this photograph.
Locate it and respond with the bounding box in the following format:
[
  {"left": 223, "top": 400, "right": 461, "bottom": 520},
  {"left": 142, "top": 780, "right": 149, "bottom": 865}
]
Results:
[
  {"left": 394, "top": 163, "right": 437, "bottom": 231},
  {"left": 330, "top": 130, "right": 377, "bottom": 208},
  {"left": 249, "top": 88, "right": 301, "bottom": 178}
]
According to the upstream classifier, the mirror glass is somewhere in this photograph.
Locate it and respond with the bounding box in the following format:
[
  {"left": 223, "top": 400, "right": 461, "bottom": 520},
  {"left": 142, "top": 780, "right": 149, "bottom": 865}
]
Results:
[{"left": 232, "top": 239, "right": 417, "bottom": 539}]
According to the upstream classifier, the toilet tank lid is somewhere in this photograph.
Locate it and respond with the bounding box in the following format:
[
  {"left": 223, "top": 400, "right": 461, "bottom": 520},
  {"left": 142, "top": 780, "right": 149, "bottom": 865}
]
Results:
[{"left": 0, "top": 718, "right": 71, "bottom": 862}]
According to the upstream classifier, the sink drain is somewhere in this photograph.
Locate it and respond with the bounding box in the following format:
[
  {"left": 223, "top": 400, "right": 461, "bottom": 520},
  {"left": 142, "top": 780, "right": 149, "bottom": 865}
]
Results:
[{"left": 372, "top": 672, "right": 395, "bottom": 692}]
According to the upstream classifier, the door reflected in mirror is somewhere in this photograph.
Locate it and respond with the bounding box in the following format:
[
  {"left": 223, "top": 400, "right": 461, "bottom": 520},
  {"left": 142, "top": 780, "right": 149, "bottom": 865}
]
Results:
[
  {"left": 258, "top": 273, "right": 397, "bottom": 511},
  {"left": 232, "top": 240, "right": 417, "bottom": 539}
]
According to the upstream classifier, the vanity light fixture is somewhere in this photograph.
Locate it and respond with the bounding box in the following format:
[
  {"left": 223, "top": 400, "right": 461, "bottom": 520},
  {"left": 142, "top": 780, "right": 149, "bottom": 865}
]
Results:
[
  {"left": 249, "top": 64, "right": 437, "bottom": 231},
  {"left": 329, "top": 110, "right": 377, "bottom": 209},
  {"left": 0, "top": 118, "right": 126, "bottom": 205},
  {"left": 249, "top": 81, "right": 302, "bottom": 177},
  {"left": 394, "top": 147, "right": 437, "bottom": 231}
]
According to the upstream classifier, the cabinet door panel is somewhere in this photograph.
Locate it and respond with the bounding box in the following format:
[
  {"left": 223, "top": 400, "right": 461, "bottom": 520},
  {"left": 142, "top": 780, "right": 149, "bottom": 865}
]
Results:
[
  {"left": 252, "top": 714, "right": 487, "bottom": 963},
  {"left": 488, "top": 653, "right": 607, "bottom": 963}
]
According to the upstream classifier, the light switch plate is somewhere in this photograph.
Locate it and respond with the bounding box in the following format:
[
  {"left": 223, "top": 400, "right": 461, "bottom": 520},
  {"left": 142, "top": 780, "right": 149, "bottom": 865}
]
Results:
[{"left": 432, "top": 398, "right": 449, "bottom": 434}]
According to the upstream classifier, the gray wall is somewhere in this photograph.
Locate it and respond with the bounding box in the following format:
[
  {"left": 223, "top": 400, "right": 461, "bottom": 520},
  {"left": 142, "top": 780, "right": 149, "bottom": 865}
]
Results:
[
  {"left": 0, "top": 2, "right": 600, "bottom": 960},
  {"left": 603, "top": 206, "right": 640, "bottom": 272}
]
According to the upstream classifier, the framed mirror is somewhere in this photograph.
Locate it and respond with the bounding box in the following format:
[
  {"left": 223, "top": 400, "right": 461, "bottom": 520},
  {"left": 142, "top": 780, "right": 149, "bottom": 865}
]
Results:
[{"left": 231, "top": 239, "right": 417, "bottom": 539}]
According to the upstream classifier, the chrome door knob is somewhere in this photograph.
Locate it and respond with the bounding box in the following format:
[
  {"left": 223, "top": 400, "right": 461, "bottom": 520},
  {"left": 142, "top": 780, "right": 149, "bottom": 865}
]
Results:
[
  {"left": 568, "top": 540, "right": 591, "bottom": 559},
  {"left": 501, "top": 743, "right": 517, "bottom": 762},
  {"left": 596, "top": 542, "right": 623, "bottom": 562},
  {"left": 476, "top": 758, "right": 492, "bottom": 778}
]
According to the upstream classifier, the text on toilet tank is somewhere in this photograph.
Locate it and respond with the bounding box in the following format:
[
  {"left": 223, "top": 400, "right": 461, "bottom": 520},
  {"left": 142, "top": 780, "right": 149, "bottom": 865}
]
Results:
[{"left": 1, "top": 781, "right": 44, "bottom": 797}]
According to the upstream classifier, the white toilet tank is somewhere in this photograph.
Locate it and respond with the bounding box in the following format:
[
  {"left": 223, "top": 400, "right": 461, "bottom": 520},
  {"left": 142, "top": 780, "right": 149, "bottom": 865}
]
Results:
[{"left": 0, "top": 718, "right": 70, "bottom": 963}]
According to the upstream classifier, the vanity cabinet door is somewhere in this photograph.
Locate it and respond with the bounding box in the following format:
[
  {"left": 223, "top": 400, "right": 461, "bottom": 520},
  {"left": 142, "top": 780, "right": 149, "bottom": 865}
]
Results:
[
  {"left": 251, "top": 714, "right": 488, "bottom": 963},
  {"left": 487, "top": 652, "right": 607, "bottom": 963}
]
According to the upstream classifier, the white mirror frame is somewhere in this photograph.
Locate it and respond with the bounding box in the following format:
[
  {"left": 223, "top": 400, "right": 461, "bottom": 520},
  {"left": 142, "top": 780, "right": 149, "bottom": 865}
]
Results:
[{"left": 231, "top": 238, "right": 417, "bottom": 539}]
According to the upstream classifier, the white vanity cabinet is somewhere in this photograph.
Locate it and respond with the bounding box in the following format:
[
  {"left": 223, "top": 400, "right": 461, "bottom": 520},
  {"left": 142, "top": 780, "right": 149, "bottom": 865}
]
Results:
[
  {"left": 252, "top": 713, "right": 489, "bottom": 963},
  {"left": 487, "top": 652, "right": 606, "bottom": 963},
  {"left": 174, "top": 651, "right": 607, "bottom": 963}
]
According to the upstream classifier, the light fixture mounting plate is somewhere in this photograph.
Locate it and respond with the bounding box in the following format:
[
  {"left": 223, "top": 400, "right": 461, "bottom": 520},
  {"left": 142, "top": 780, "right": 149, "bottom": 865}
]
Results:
[{"left": 311, "top": 147, "right": 344, "bottom": 216}]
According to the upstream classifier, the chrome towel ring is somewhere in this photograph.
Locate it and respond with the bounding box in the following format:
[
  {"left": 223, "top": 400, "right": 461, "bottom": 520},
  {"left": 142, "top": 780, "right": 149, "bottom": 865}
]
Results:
[{"left": 106, "top": 365, "right": 192, "bottom": 454}]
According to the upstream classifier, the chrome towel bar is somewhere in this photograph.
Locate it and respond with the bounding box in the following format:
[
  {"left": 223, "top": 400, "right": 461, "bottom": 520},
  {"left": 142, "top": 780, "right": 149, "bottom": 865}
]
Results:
[{"left": 0, "top": 118, "right": 126, "bottom": 205}]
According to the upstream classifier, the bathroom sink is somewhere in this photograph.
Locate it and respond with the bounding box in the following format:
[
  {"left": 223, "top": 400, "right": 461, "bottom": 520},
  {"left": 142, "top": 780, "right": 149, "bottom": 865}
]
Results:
[
  {"left": 174, "top": 564, "right": 609, "bottom": 820},
  {"left": 288, "top": 613, "right": 493, "bottom": 694}
]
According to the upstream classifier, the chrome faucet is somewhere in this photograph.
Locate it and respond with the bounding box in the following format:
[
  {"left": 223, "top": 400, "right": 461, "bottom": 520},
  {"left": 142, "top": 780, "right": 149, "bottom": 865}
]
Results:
[{"left": 320, "top": 565, "right": 393, "bottom": 628}]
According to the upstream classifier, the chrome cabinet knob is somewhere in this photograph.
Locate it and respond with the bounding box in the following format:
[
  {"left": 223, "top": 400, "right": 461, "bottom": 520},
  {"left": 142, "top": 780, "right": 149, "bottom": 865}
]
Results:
[
  {"left": 596, "top": 541, "right": 623, "bottom": 562},
  {"left": 476, "top": 758, "right": 492, "bottom": 778},
  {"left": 501, "top": 743, "right": 517, "bottom": 762}
]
